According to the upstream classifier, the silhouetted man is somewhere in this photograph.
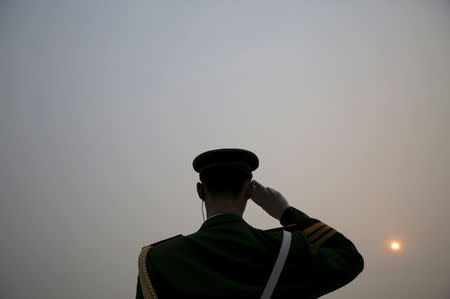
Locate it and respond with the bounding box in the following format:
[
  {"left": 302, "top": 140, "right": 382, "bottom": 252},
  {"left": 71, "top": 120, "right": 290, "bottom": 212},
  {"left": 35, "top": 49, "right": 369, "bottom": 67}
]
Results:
[{"left": 136, "top": 148, "right": 364, "bottom": 298}]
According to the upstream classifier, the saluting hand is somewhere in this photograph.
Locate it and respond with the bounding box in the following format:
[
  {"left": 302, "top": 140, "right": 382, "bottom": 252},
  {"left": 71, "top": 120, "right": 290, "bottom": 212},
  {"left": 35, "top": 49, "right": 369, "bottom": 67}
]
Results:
[{"left": 250, "top": 180, "right": 290, "bottom": 221}]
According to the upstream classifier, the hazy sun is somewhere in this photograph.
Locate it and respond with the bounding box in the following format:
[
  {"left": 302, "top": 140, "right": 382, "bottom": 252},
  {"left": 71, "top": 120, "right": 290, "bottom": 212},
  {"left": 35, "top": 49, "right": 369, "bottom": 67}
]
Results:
[{"left": 390, "top": 241, "right": 401, "bottom": 251}]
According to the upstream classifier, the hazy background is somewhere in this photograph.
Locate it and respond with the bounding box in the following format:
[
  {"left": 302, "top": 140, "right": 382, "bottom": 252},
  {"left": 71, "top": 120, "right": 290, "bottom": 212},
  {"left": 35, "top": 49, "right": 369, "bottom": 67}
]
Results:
[{"left": 1, "top": 1, "right": 449, "bottom": 298}]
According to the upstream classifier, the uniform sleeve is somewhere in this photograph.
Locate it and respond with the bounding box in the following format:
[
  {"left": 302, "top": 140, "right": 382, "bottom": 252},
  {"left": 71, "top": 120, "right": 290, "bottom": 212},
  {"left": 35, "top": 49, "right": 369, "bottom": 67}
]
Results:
[{"left": 280, "top": 206, "right": 364, "bottom": 297}]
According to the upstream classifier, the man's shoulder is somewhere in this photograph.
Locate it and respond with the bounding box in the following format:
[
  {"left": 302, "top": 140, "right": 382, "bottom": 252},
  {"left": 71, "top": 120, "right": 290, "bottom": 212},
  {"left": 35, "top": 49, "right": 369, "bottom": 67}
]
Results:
[
  {"left": 142, "top": 234, "right": 184, "bottom": 250},
  {"left": 142, "top": 223, "right": 297, "bottom": 256}
]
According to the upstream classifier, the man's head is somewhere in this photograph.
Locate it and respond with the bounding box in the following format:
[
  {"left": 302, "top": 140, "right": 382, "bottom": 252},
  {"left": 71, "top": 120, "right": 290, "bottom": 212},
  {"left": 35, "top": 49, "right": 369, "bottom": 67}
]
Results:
[
  {"left": 193, "top": 148, "right": 259, "bottom": 215},
  {"left": 196, "top": 166, "right": 253, "bottom": 201}
]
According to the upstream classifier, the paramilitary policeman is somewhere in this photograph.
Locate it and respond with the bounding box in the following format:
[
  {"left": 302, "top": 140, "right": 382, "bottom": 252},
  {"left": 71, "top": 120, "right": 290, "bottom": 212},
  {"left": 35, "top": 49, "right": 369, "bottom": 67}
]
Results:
[{"left": 136, "top": 148, "right": 364, "bottom": 299}]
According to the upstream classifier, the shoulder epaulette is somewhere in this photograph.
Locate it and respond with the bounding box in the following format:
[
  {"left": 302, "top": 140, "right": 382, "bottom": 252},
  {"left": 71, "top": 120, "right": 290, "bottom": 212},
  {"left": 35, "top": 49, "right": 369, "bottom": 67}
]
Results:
[
  {"left": 146, "top": 234, "right": 183, "bottom": 248},
  {"left": 264, "top": 222, "right": 339, "bottom": 246},
  {"left": 264, "top": 223, "right": 299, "bottom": 232}
]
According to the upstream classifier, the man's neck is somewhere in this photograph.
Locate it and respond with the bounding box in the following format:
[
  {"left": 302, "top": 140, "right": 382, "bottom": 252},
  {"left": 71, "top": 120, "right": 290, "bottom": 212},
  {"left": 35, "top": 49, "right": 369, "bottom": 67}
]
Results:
[
  {"left": 207, "top": 212, "right": 225, "bottom": 220},
  {"left": 206, "top": 204, "right": 245, "bottom": 220},
  {"left": 206, "top": 209, "right": 243, "bottom": 219}
]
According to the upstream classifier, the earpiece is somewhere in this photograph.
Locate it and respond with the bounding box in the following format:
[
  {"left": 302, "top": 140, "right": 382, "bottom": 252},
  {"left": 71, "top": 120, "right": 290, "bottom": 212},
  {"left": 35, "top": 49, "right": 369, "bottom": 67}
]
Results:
[{"left": 201, "top": 200, "right": 205, "bottom": 222}]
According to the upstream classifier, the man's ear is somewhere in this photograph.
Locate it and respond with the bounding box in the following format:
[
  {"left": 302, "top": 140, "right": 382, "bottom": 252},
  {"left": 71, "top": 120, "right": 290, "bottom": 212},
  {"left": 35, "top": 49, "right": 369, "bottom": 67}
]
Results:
[
  {"left": 197, "top": 182, "right": 205, "bottom": 200},
  {"left": 243, "top": 180, "right": 254, "bottom": 200}
]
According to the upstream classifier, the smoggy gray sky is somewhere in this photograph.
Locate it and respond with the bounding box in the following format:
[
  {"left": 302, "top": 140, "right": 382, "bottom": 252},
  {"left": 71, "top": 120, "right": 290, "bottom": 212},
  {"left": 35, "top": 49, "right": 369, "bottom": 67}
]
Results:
[{"left": 1, "top": 1, "right": 449, "bottom": 298}]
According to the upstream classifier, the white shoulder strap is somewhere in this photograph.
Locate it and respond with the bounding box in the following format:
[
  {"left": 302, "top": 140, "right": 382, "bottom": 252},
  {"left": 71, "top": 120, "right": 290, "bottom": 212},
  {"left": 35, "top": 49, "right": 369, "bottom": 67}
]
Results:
[{"left": 260, "top": 230, "right": 292, "bottom": 299}]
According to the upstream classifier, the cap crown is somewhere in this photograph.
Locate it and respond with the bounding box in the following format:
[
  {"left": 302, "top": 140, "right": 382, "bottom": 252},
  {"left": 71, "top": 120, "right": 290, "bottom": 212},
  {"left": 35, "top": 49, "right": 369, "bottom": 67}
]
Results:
[{"left": 192, "top": 148, "right": 259, "bottom": 175}]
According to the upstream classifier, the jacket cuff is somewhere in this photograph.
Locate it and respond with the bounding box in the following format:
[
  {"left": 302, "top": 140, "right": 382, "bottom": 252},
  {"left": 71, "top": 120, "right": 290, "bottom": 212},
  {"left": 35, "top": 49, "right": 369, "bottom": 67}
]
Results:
[
  {"left": 280, "top": 206, "right": 320, "bottom": 231},
  {"left": 280, "top": 206, "right": 340, "bottom": 247}
]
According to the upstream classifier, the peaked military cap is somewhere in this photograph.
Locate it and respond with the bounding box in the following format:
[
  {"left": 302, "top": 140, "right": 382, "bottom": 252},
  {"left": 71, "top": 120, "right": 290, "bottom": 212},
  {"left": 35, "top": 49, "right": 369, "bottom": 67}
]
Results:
[{"left": 193, "top": 148, "right": 259, "bottom": 180}]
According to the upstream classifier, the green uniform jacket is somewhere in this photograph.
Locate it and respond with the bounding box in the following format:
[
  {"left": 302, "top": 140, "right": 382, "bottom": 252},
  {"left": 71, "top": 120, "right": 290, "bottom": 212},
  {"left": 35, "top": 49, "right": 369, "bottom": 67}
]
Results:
[{"left": 136, "top": 206, "right": 364, "bottom": 298}]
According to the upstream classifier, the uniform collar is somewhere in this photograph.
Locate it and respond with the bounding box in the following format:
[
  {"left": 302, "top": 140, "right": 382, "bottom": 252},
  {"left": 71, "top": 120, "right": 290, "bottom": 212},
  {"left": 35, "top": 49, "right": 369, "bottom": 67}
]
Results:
[{"left": 199, "top": 213, "right": 246, "bottom": 230}]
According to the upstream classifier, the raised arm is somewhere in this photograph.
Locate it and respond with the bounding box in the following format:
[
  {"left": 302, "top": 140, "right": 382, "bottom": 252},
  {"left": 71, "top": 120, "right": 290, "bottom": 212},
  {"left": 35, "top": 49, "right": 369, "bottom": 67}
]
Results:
[{"left": 252, "top": 180, "right": 364, "bottom": 297}]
